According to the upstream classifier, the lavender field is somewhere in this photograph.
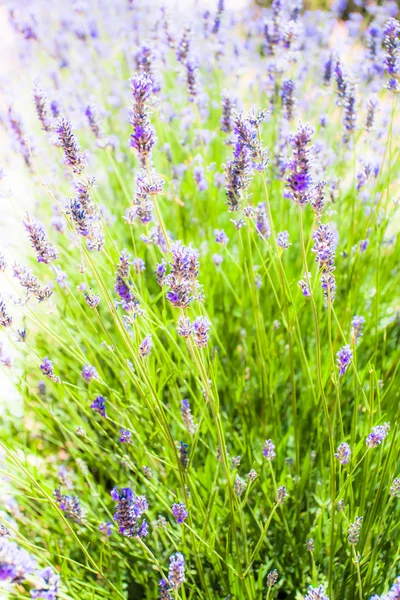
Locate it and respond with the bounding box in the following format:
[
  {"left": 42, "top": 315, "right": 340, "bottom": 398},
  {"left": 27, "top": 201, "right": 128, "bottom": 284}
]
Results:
[{"left": 0, "top": 0, "right": 399, "bottom": 599}]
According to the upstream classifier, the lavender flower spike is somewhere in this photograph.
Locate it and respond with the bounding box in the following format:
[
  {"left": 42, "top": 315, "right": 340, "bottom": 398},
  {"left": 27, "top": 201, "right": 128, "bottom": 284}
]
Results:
[
  {"left": 366, "top": 422, "right": 390, "bottom": 448},
  {"left": 130, "top": 73, "right": 155, "bottom": 166},
  {"left": 334, "top": 442, "right": 351, "bottom": 465},
  {"left": 23, "top": 214, "right": 58, "bottom": 264},
  {"left": 111, "top": 487, "right": 148, "bottom": 538},
  {"left": 285, "top": 122, "right": 315, "bottom": 206},
  {"left": 168, "top": 552, "right": 185, "bottom": 590},
  {"left": 304, "top": 585, "right": 330, "bottom": 600},
  {"left": 0, "top": 296, "right": 12, "bottom": 328},
  {"left": 40, "top": 357, "right": 61, "bottom": 383},
  {"left": 193, "top": 316, "right": 211, "bottom": 348},
  {"left": 55, "top": 118, "right": 86, "bottom": 174},
  {"left": 172, "top": 502, "right": 188, "bottom": 524},
  {"left": 336, "top": 345, "right": 352, "bottom": 376},
  {"left": 263, "top": 439, "right": 276, "bottom": 460}
]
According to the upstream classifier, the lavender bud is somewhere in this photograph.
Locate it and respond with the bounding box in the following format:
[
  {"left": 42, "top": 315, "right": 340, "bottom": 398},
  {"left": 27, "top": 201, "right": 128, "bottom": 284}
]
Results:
[
  {"left": 334, "top": 442, "right": 351, "bottom": 465},
  {"left": 263, "top": 439, "right": 276, "bottom": 460},
  {"left": 366, "top": 422, "right": 390, "bottom": 448},
  {"left": 336, "top": 345, "right": 353, "bottom": 377},
  {"left": 180, "top": 399, "right": 197, "bottom": 434},
  {"left": 267, "top": 569, "right": 278, "bottom": 587},
  {"left": 193, "top": 316, "right": 211, "bottom": 349},
  {"left": 348, "top": 516, "right": 362, "bottom": 545},
  {"left": 389, "top": 478, "right": 400, "bottom": 497},
  {"left": 40, "top": 357, "right": 61, "bottom": 383}
]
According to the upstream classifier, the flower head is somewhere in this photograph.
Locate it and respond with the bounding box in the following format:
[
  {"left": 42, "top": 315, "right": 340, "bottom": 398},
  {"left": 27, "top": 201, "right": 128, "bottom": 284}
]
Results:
[
  {"left": 55, "top": 118, "right": 85, "bottom": 174},
  {"left": 334, "top": 442, "right": 351, "bottom": 465},
  {"left": 111, "top": 487, "right": 148, "bottom": 538},
  {"left": 366, "top": 423, "right": 390, "bottom": 448},
  {"left": 263, "top": 439, "right": 276, "bottom": 461},
  {"left": 91, "top": 395, "right": 106, "bottom": 417},
  {"left": 168, "top": 552, "right": 185, "bottom": 590},
  {"left": 172, "top": 503, "right": 188, "bottom": 524},
  {"left": 336, "top": 345, "right": 352, "bottom": 376}
]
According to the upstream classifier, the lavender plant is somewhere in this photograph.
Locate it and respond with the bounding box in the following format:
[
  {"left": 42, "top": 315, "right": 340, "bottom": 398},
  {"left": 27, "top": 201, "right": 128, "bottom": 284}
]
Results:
[{"left": 0, "top": 1, "right": 399, "bottom": 599}]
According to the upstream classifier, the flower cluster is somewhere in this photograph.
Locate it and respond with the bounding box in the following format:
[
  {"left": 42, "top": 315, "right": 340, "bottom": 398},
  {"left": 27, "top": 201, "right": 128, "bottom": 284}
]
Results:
[
  {"left": 366, "top": 423, "right": 390, "bottom": 448},
  {"left": 53, "top": 488, "right": 84, "bottom": 523},
  {"left": 130, "top": 73, "right": 156, "bottom": 166},
  {"left": 111, "top": 487, "right": 148, "bottom": 538}
]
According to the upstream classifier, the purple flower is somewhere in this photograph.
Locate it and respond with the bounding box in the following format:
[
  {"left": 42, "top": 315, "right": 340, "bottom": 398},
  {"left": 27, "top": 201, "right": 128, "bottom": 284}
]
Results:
[
  {"left": 334, "top": 59, "right": 348, "bottom": 106},
  {"left": 220, "top": 90, "right": 237, "bottom": 133},
  {"left": 255, "top": 202, "right": 271, "bottom": 239},
  {"left": 366, "top": 423, "right": 390, "bottom": 448},
  {"left": 0, "top": 539, "right": 37, "bottom": 582},
  {"left": 31, "top": 567, "right": 60, "bottom": 600},
  {"left": 85, "top": 104, "right": 102, "bottom": 139},
  {"left": 277, "top": 486, "right": 287, "bottom": 504},
  {"left": 180, "top": 399, "right": 197, "bottom": 434},
  {"left": 342, "top": 88, "right": 357, "bottom": 142},
  {"left": 213, "top": 253, "right": 223, "bottom": 266},
  {"left": 351, "top": 315, "right": 365, "bottom": 343},
  {"left": 0, "top": 525, "right": 10, "bottom": 539},
  {"left": 285, "top": 122, "right": 315, "bottom": 206},
  {"left": 7, "top": 107, "right": 32, "bottom": 169},
  {"left": 177, "top": 315, "right": 193, "bottom": 338},
  {"left": 281, "top": 79, "right": 295, "bottom": 121},
  {"left": 55, "top": 118, "right": 86, "bottom": 174},
  {"left": 193, "top": 164, "right": 208, "bottom": 191},
  {"left": 348, "top": 516, "right": 362, "bottom": 545},
  {"left": 120, "top": 428, "right": 132, "bottom": 443},
  {"left": 390, "top": 478, "right": 400, "bottom": 497},
  {"left": 267, "top": 569, "right": 278, "bottom": 587},
  {"left": 334, "top": 442, "right": 351, "bottom": 465},
  {"left": 323, "top": 53, "right": 333, "bottom": 86},
  {"left": 304, "top": 585, "right": 330, "bottom": 600},
  {"left": 214, "top": 229, "right": 229, "bottom": 245},
  {"left": 0, "top": 296, "right": 12, "bottom": 328},
  {"left": 185, "top": 58, "right": 200, "bottom": 102},
  {"left": 168, "top": 552, "right": 185, "bottom": 590},
  {"left": 33, "top": 82, "right": 52, "bottom": 132},
  {"left": 179, "top": 441, "right": 189, "bottom": 468},
  {"left": 130, "top": 74, "right": 155, "bottom": 166},
  {"left": 54, "top": 488, "right": 84, "bottom": 523},
  {"left": 277, "top": 231, "right": 291, "bottom": 249},
  {"left": 176, "top": 26, "right": 191, "bottom": 63},
  {"left": 336, "top": 345, "right": 352, "bottom": 376},
  {"left": 383, "top": 18, "right": 400, "bottom": 88},
  {"left": 115, "top": 250, "right": 140, "bottom": 313},
  {"left": 111, "top": 487, "right": 148, "bottom": 538},
  {"left": 312, "top": 224, "right": 336, "bottom": 273},
  {"left": 13, "top": 263, "right": 53, "bottom": 302},
  {"left": 165, "top": 243, "right": 200, "bottom": 308},
  {"left": 159, "top": 578, "right": 173, "bottom": 600},
  {"left": 365, "top": 94, "right": 379, "bottom": 131},
  {"left": 172, "top": 502, "right": 188, "bottom": 524},
  {"left": 139, "top": 335, "right": 152, "bottom": 357},
  {"left": 311, "top": 180, "right": 326, "bottom": 221},
  {"left": 84, "top": 292, "right": 100, "bottom": 309},
  {"left": 135, "top": 43, "right": 160, "bottom": 94},
  {"left": 91, "top": 396, "right": 106, "bottom": 417},
  {"left": 193, "top": 316, "right": 211, "bottom": 349},
  {"left": 99, "top": 522, "right": 113, "bottom": 536},
  {"left": 126, "top": 169, "right": 164, "bottom": 225},
  {"left": 263, "top": 439, "right": 276, "bottom": 460},
  {"left": 40, "top": 357, "right": 61, "bottom": 384},
  {"left": 82, "top": 364, "right": 98, "bottom": 383}
]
